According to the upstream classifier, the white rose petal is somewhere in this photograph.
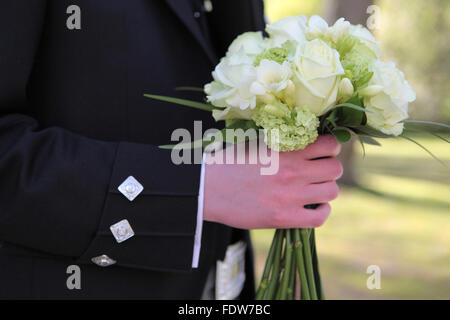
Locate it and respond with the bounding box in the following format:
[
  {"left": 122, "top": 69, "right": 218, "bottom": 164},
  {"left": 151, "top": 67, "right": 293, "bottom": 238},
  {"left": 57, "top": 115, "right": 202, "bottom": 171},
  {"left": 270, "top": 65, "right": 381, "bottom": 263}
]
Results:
[
  {"left": 206, "top": 50, "right": 257, "bottom": 110},
  {"left": 212, "top": 106, "right": 254, "bottom": 121},
  {"left": 358, "top": 85, "right": 383, "bottom": 97},
  {"left": 305, "top": 15, "right": 329, "bottom": 39},
  {"left": 361, "top": 60, "right": 416, "bottom": 135},
  {"left": 326, "top": 18, "right": 351, "bottom": 43},
  {"left": 266, "top": 15, "right": 307, "bottom": 46},
  {"left": 349, "top": 24, "right": 382, "bottom": 58},
  {"left": 251, "top": 59, "right": 292, "bottom": 96},
  {"left": 293, "top": 39, "right": 345, "bottom": 115},
  {"left": 303, "top": 16, "right": 351, "bottom": 45},
  {"left": 227, "top": 31, "right": 266, "bottom": 56},
  {"left": 203, "top": 81, "right": 234, "bottom": 108}
]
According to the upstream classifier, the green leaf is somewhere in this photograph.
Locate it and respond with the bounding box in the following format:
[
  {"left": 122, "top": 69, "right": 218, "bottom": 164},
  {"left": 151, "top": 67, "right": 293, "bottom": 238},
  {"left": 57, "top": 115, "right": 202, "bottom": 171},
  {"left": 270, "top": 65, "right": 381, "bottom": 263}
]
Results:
[
  {"left": 345, "top": 94, "right": 364, "bottom": 107},
  {"left": 143, "top": 94, "right": 217, "bottom": 112},
  {"left": 359, "top": 135, "right": 381, "bottom": 146},
  {"left": 325, "top": 109, "right": 338, "bottom": 128},
  {"left": 337, "top": 107, "right": 364, "bottom": 126},
  {"left": 355, "top": 135, "right": 366, "bottom": 158},
  {"left": 429, "top": 132, "right": 449, "bottom": 143},
  {"left": 355, "top": 71, "right": 374, "bottom": 87},
  {"left": 175, "top": 86, "right": 204, "bottom": 92},
  {"left": 403, "top": 120, "right": 450, "bottom": 129},
  {"left": 335, "top": 102, "right": 372, "bottom": 113},
  {"left": 332, "top": 129, "right": 352, "bottom": 143},
  {"left": 334, "top": 94, "right": 367, "bottom": 126},
  {"left": 159, "top": 138, "right": 210, "bottom": 150},
  {"left": 338, "top": 35, "right": 357, "bottom": 57},
  {"left": 350, "top": 125, "right": 395, "bottom": 138},
  {"left": 403, "top": 128, "right": 449, "bottom": 143}
]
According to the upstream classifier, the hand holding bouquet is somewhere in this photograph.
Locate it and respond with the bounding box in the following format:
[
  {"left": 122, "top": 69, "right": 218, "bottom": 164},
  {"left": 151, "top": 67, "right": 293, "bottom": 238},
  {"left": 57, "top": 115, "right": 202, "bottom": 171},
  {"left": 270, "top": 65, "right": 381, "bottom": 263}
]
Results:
[{"left": 145, "top": 15, "right": 448, "bottom": 300}]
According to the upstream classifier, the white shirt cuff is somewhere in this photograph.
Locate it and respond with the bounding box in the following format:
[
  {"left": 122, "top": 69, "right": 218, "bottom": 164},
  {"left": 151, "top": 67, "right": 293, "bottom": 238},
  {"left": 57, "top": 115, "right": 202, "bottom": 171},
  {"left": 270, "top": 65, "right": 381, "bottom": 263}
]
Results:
[{"left": 192, "top": 153, "right": 206, "bottom": 268}]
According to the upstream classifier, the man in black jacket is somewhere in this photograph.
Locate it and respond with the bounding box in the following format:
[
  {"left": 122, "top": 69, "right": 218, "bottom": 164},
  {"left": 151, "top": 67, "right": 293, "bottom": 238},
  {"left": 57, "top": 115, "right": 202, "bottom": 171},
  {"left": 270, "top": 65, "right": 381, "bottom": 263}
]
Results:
[{"left": 0, "top": 0, "right": 342, "bottom": 299}]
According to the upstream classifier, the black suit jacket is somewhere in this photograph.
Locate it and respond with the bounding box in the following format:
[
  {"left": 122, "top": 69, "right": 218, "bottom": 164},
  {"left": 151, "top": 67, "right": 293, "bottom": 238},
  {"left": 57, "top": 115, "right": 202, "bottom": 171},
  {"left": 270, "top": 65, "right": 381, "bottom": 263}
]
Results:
[{"left": 0, "top": 0, "right": 265, "bottom": 299}]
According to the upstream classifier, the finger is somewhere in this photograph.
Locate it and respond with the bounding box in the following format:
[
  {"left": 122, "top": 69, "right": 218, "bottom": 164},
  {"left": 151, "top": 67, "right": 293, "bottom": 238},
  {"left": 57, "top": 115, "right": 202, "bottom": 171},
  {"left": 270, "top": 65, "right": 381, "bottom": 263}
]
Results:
[
  {"left": 277, "top": 203, "right": 331, "bottom": 228},
  {"left": 301, "top": 135, "right": 341, "bottom": 160},
  {"left": 301, "top": 181, "right": 339, "bottom": 204},
  {"left": 298, "top": 203, "right": 331, "bottom": 228},
  {"left": 304, "top": 157, "right": 343, "bottom": 183}
]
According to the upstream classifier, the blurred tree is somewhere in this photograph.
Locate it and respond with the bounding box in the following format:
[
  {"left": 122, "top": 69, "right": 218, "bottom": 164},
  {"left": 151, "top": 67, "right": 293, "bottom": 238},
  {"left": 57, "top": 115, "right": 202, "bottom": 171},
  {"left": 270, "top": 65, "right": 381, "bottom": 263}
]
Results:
[
  {"left": 325, "top": 0, "right": 372, "bottom": 24},
  {"left": 376, "top": 0, "right": 450, "bottom": 123}
]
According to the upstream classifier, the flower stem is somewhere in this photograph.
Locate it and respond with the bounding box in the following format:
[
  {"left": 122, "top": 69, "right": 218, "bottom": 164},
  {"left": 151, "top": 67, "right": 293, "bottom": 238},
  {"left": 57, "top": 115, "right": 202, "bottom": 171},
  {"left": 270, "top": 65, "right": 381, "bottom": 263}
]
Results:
[
  {"left": 301, "top": 228, "right": 318, "bottom": 300},
  {"left": 276, "top": 229, "right": 293, "bottom": 300},
  {"left": 255, "top": 229, "right": 279, "bottom": 300},
  {"left": 265, "top": 229, "right": 284, "bottom": 299},
  {"left": 310, "top": 229, "right": 325, "bottom": 300},
  {"left": 293, "top": 228, "right": 310, "bottom": 300},
  {"left": 287, "top": 230, "right": 297, "bottom": 300}
]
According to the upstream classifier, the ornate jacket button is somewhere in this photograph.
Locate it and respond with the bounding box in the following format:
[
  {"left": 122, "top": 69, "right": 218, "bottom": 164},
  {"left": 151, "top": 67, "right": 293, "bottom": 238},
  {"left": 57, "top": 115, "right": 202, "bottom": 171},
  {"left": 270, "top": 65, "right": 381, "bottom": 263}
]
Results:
[
  {"left": 110, "top": 219, "right": 135, "bottom": 243},
  {"left": 118, "top": 176, "right": 143, "bottom": 201},
  {"left": 91, "top": 254, "right": 116, "bottom": 267}
]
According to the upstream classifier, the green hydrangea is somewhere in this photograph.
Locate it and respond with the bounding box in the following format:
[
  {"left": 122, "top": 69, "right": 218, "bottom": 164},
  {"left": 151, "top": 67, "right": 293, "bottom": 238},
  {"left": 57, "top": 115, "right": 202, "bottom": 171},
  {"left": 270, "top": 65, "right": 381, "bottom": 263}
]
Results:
[
  {"left": 252, "top": 102, "right": 319, "bottom": 151},
  {"left": 340, "top": 37, "right": 376, "bottom": 88},
  {"left": 254, "top": 47, "right": 288, "bottom": 66},
  {"left": 253, "top": 41, "right": 295, "bottom": 66}
]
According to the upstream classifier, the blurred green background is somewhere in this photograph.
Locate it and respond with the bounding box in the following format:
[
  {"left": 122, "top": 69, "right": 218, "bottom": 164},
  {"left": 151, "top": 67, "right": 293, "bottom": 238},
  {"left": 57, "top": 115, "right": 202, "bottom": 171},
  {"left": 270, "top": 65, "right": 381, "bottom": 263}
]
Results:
[{"left": 251, "top": 0, "right": 450, "bottom": 299}]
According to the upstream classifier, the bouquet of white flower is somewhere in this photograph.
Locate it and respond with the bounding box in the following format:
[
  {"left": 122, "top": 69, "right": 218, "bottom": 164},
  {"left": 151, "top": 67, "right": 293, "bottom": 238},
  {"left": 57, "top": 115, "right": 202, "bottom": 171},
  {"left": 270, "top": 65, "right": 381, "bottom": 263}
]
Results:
[{"left": 145, "top": 15, "right": 448, "bottom": 300}]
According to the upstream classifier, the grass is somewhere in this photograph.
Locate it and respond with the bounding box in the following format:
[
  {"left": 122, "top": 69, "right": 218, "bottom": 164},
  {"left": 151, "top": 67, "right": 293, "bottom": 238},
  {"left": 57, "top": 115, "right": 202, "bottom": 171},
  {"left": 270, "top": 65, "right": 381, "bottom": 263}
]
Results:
[{"left": 251, "top": 135, "right": 450, "bottom": 299}]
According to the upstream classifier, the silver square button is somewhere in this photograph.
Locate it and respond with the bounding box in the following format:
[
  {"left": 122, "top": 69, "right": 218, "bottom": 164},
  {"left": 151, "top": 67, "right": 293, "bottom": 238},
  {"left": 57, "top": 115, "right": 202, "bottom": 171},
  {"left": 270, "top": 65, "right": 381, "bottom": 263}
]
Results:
[
  {"left": 110, "top": 219, "right": 135, "bottom": 243},
  {"left": 118, "top": 176, "right": 144, "bottom": 201}
]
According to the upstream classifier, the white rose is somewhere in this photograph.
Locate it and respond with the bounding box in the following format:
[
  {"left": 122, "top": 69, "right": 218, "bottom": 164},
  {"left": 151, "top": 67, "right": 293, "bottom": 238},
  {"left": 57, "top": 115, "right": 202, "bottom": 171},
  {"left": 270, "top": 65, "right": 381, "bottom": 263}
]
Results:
[
  {"left": 349, "top": 24, "right": 382, "bottom": 58},
  {"left": 212, "top": 106, "right": 253, "bottom": 121},
  {"left": 205, "top": 50, "right": 257, "bottom": 110},
  {"left": 326, "top": 18, "right": 351, "bottom": 44},
  {"left": 304, "top": 15, "right": 329, "bottom": 39},
  {"left": 303, "top": 16, "right": 350, "bottom": 45},
  {"left": 250, "top": 59, "right": 292, "bottom": 96},
  {"left": 266, "top": 15, "right": 307, "bottom": 47},
  {"left": 361, "top": 60, "right": 416, "bottom": 135},
  {"left": 293, "top": 39, "right": 345, "bottom": 115},
  {"left": 227, "top": 31, "right": 266, "bottom": 56}
]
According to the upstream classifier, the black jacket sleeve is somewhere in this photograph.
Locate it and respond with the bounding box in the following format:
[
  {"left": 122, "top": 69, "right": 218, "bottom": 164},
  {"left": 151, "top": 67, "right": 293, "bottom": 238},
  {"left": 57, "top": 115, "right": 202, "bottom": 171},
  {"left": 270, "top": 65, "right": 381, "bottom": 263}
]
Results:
[{"left": 0, "top": 0, "right": 200, "bottom": 272}]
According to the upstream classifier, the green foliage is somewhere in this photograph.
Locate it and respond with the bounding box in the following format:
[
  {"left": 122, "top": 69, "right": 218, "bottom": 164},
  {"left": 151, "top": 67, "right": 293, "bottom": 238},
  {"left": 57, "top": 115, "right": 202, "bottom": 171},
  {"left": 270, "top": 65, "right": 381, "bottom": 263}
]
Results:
[
  {"left": 332, "top": 128, "right": 352, "bottom": 143},
  {"left": 359, "top": 136, "right": 381, "bottom": 146},
  {"left": 338, "top": 107, "right": 366, "bottom": 126},
  {"left": 254, "top": 41, "right": 295, "bottom": 66},
  {"left": 254, "top": 46, "right": 289, "bottom": 66},
  {"left": 337, "top": 36, "right": 357, "bottom": 57},
  {"left": 341, "top": 40, "right": 376, "bottom": 88},
  {"left": 143, "top": 94, "right": 216, "bottom": 112}
]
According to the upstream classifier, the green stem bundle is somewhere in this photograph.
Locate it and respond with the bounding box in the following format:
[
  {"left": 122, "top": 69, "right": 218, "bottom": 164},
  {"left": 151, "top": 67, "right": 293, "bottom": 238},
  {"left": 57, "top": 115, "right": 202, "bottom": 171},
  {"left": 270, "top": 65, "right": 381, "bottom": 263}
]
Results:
[{"left": 255, "top": 228, "right": 322, "bottom": 300}]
